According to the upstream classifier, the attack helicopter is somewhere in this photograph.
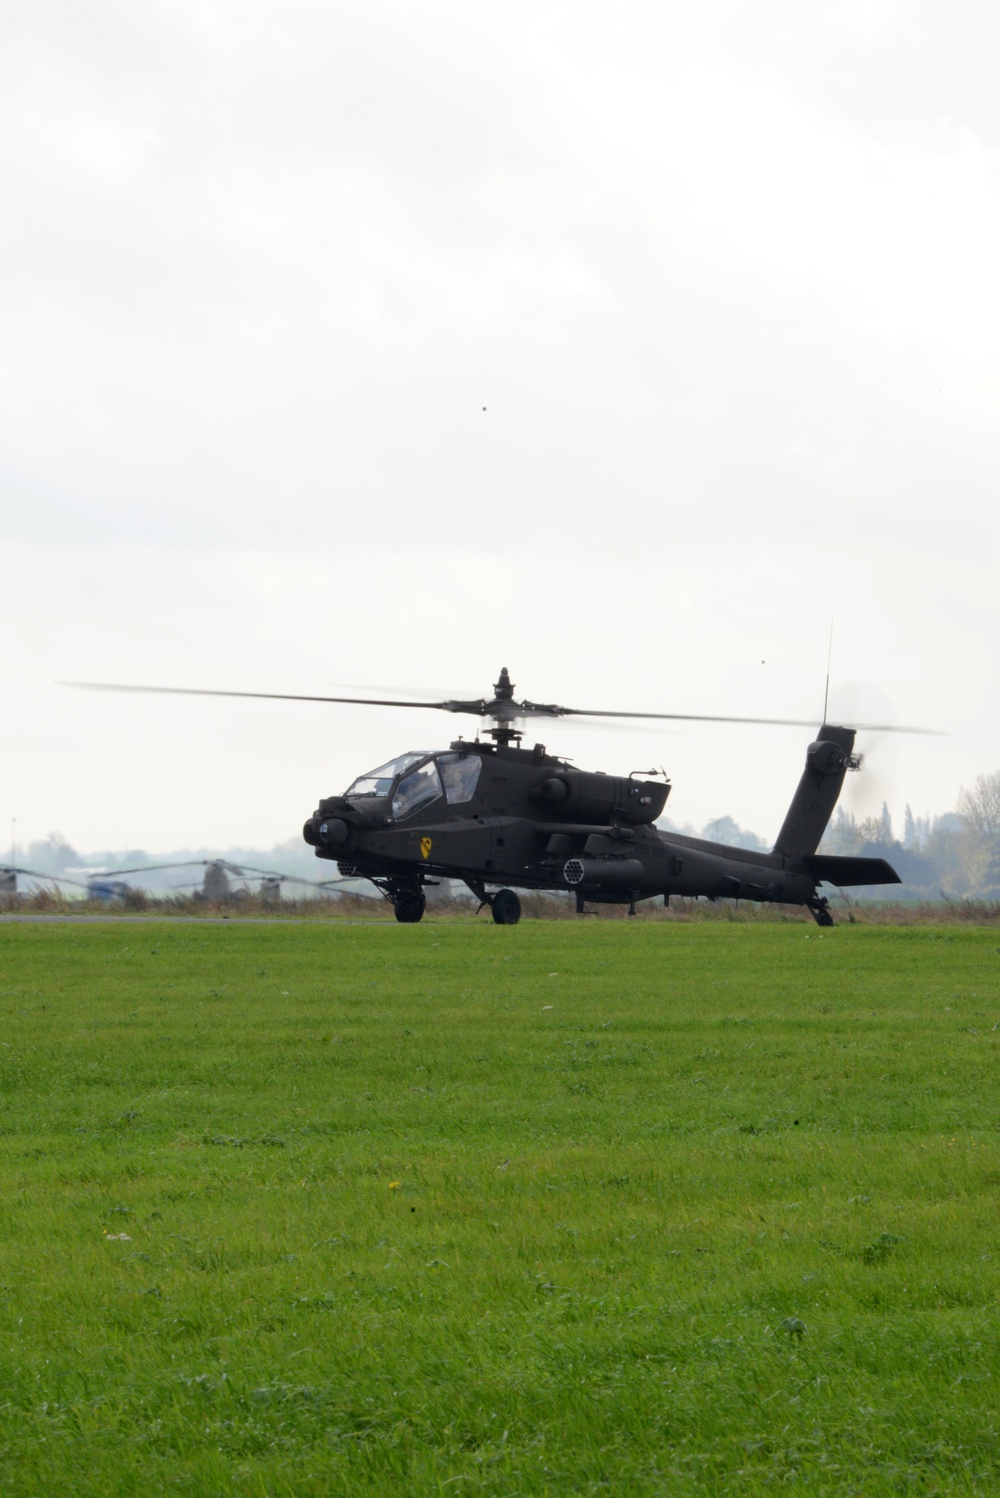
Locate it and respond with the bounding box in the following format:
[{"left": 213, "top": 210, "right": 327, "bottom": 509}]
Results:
[{"left": 68, "top": 665, "right": 912, "bottom": 926}]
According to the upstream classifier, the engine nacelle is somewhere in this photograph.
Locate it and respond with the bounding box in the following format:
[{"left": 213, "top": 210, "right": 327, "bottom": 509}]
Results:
[{"left": 532, "top": 769, "right": 668, "bottom": 825}]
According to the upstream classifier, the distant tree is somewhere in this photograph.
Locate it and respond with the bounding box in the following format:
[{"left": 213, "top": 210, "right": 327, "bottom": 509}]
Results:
[
  {"left": 657, "top": 816, "right": 697, "bottom": 837},
  {"left": 857, "top": 815, "right": 889, "bottom": 849},
  {"left": 701, "top": 816, "right": 767, "bottom": 851},
  {"left": 822, "top": 807, "right": 859, "bottom": 855},
  {"left": 921, "top": 820, "right": 969, "bottom": 893},
  {"left": 25, "top": 833, "right": 78, "bottom": 872},
  {"left": 904, "top": 804, "right": 917, "bottom": 849},
  {"left": 981, "top": 847, "right": 1000, "bottom": 901},
  {"left": 957, "top": 771, "right": 1000, "bottom": 843}
]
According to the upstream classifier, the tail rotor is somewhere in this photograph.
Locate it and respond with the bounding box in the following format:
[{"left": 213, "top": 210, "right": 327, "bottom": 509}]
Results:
[{"left": 826, "top": 681, "right": 898, "bottom": 830}]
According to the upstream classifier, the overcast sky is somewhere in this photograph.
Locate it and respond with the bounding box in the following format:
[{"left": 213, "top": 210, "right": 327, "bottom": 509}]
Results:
[{"left": 3, "top": 0, "right": 997, "bottom": 858}]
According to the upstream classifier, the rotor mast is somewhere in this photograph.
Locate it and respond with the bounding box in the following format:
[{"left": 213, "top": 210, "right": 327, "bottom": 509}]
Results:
[{"left": 486, "top": 666, "right": 522, "bottom": 746}]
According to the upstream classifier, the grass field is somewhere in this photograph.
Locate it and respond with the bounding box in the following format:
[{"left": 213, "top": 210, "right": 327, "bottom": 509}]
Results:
[{"left": 1, "top": 920, "right": 998, "bottom": 1495}]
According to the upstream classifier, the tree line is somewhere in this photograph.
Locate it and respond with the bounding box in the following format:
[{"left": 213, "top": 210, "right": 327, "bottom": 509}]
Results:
[{"left": 820, "top": 770, "right": 1000, "bottom": 898}]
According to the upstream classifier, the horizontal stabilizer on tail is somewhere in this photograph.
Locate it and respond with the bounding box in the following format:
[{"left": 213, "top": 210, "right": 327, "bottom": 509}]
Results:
[{"left": 803, "top": 855, "right": 901, "bottom": 887}]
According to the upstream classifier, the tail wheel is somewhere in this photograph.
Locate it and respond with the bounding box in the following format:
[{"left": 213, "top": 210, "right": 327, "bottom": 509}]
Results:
[
  {"left": 491, "top": 889, "right": 521, "bottom": 925},
  {"left": 808, "top": 895, "right": 835, "bottom": 927},
  {"left": 394, "top": 892, "right": 426, "bottom": 924}
]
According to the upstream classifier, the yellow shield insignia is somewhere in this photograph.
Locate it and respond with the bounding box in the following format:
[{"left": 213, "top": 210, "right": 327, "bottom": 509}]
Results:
[{"left": 420, "top": 837, "right": 432, "bottom": 860}]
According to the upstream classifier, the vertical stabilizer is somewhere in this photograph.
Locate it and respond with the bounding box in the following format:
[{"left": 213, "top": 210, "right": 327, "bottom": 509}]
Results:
[{"left": 773, "top": 725, "right": 856, "bottom": 860}]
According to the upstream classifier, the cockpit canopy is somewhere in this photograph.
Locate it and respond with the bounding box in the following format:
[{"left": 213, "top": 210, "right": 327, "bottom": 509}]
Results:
[
  {"left": 345, "top": 751, "right": 482, "bottom": 820},
  {"left": 345, "top": 753, "right": 426, "bottom": 799}
]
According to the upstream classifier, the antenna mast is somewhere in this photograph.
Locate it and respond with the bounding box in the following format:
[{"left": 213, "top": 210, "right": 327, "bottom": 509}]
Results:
[{"left": 822, "top": 621, "right": 834, "bottom": 724}]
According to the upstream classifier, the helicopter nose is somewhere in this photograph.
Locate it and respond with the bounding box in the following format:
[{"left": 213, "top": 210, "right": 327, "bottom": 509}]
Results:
[
  {"left": 303, "top": 816, "right": 348, "bottom": 847},
  {"left": 317, "top": 817, "right": 350, "bottom": 848}
]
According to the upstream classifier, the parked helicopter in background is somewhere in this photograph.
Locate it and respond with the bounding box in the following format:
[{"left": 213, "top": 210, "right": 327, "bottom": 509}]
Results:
[{"left": 68, "top": 665, "right": 925, "bottom": 925}]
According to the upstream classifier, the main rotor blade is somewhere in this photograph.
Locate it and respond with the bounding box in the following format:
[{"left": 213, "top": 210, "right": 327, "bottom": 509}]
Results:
[
  {"left": 61, "top": 681, "right": 942, "bottom": 734},
  {"left": 329, "top": 682, "right": 481, "bottom": 700},
  {"left": 61, "top": 681, "right": 465, "bottom": 712},
  {"left": 558, "top": 708, "right": 941, "bottom": 733},
  {"left": 6, "top": 866, "right": 89, "bottom": 887}
]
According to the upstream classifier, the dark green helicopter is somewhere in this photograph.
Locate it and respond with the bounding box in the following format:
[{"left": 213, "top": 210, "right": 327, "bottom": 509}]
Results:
[{"left": 71, "top": 666, "right": 908, "bottom": 925}]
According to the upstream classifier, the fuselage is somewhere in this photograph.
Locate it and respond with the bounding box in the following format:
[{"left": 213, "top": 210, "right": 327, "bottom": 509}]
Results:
[{"left": 303, "top": 738, "right": 818, "bottom": 906}]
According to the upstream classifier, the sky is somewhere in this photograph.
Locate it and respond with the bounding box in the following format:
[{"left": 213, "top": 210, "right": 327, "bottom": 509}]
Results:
[{"left": 2, "top": 0, "right": 998, "bottom": 859}]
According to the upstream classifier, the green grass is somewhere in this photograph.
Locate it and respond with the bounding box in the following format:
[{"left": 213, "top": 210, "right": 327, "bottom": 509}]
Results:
[{"left": 1, "top": 921, "right": 999, "bottom": 1495}]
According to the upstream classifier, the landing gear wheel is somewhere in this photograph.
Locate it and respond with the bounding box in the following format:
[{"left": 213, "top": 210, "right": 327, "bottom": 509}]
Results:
[
  {"left": 393, "top": 892, "right": 426, "bottom": 923},
  {"left": 808, "top": 896, "right": 835, "bottom": 928},
  {"left": 491, "top": 889, "right": 521, "bottom": 925}
]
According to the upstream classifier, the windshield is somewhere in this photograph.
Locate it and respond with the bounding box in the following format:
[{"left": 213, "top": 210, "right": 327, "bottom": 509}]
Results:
[
  {"left": 392, "top": 760, "right": 443, "bottom": 820},
  {"left": 438, "top": 752, "right": 482, "bottom": 804},
  {"left": 345, "top": 753, "right": 428, "bottom": 798}
]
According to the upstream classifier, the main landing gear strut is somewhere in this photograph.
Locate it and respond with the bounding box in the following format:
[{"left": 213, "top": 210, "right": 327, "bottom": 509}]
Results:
[
  {"left": 374, "top": 876, "right": 427, "bottom": 923},
  {"left": 379, "top": 874, "right": 523, "bottom": 926},
  {"left": 463, "top": 880, "right": 522, "bottom": 925}
]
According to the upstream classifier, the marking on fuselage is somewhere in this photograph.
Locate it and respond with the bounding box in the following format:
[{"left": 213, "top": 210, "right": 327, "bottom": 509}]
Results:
[{"left": 420, "top": 837, "right": 432, "bottom": 860}]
